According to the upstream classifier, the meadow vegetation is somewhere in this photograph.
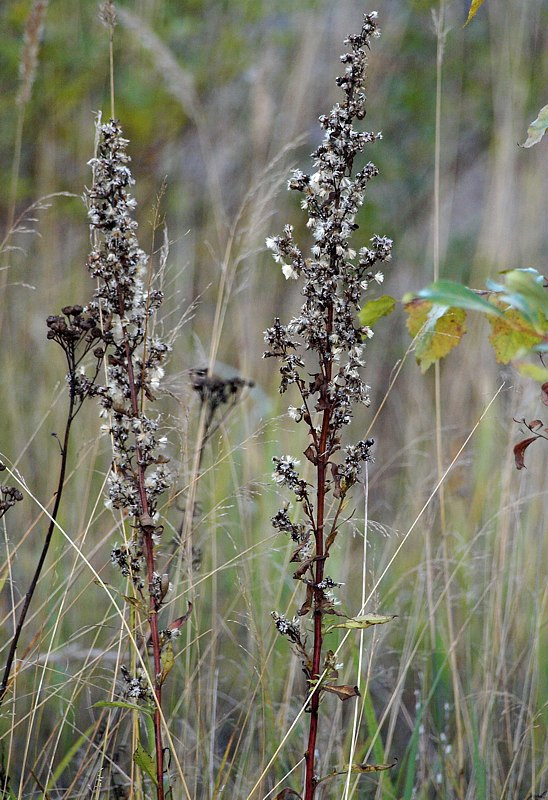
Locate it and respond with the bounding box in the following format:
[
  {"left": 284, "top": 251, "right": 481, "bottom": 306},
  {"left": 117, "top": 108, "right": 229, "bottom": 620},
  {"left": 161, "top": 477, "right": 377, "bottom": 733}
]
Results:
[{"left": 0, "top": 1, "right": 546, "bottom": 798}]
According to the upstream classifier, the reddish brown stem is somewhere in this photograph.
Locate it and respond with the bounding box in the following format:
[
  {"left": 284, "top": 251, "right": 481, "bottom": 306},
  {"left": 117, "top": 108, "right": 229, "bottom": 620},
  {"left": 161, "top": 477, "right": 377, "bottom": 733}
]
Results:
[{"left": 304, "top": 307, "right": 334, "bottom": 800}]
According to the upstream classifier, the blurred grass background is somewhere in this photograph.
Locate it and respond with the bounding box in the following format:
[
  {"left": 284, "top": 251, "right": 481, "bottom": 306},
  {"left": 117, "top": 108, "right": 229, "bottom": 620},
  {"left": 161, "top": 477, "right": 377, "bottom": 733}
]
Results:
[{"left": 0, "top": 1, "right": 547, "bottom": 798}]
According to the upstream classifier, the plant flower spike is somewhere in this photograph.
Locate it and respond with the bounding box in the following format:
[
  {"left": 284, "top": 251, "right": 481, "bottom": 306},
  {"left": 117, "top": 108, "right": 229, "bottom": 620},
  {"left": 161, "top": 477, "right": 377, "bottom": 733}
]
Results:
[
  {"left": 264, "top": 12, "right": 396, "bottom": 800},
  {"left": 83, "top": 119, "right": 188, "bottom": 799}
]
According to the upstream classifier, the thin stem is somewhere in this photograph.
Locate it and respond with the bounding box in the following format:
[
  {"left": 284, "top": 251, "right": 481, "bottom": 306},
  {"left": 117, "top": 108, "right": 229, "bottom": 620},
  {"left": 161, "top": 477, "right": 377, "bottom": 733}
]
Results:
[
  {"left": 0, "top": 386, "right": 76, "bottom": 706},
  {"left": 304, "top": 305, "right": 334, "bottom": 800}
]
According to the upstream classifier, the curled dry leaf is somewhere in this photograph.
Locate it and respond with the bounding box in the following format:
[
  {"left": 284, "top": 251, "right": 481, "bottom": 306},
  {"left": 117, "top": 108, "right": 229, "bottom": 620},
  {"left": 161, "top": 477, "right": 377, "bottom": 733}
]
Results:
[
  {"left": 298, "top": 584, "right": 314, "bottom": 616},
  {"left": 541, "top": 382, "right": 548, "bottom": 406},
  {"left": 322, "top": 683, "right": 360, "bottom": 701},
  {"left": 513, "top": 437, "right": 539, "bottom": 470},
  {"left": 168, "top": 601, "right": 193, "bottom": 632},
  {"left": 303, "top": 444, "right": 317, "bottom": 465}
]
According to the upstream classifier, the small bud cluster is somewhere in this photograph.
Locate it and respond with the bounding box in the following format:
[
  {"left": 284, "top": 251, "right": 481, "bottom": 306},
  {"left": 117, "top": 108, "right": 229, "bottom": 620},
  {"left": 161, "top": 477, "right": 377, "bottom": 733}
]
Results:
[
  {"left": 110, "top": 539, "right": 145, "bottom": 588},
  {"left": 272, "top": 455, "right": 308, "bottom": 501},
  {"left": 0, "top": 464, "right": 23, "bottom": 520},
  {"left": 271, "top": 612, "right": 304, "bottom": 646},
  {"left": 190, "top": 367, "right": 254, "bottom": 440},
  {"left": 271, "top": 504, "right": 308, "bottom": 543},
  {"left": 120, "top": 664, "right": 153, "bottom": 701}
]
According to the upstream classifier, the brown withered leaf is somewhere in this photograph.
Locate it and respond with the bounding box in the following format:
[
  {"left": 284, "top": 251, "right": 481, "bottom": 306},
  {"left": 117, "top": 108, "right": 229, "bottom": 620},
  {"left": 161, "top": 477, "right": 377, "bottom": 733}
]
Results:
[
  {"left": 303, "top": 444, "right": 317, "bottom": 465},
  {"left": 168, "top": 601, "right": 193, "bottom": 632},
  {"left": 293, "top": 554, "right": 325, "bottom": 579},
  {"left": 275, "top": 790, "right": 302, "bottom": 800},
  {"left": 290, "top": 535, "right": 311, "bottom": 563},
  {"left": 298, "top": 584, "right": 314, "bottom": 616},
  {"left": 529, "top": 419, "right": 544, "bottom": 430},
  {"left": 324, "top": 524, "right": 340, "bottom": 552},
  {"left": 322, "top": 683, "right": 360, "bottom": 701},
  {"left": 293, "top": 558, "right": 315, "bottom": 579},
  {"left": 513, "top": 436, "right": 539, "bottom": 470},
  {"left": 542, "top": 382, "right": 548, "bottom": 406}
]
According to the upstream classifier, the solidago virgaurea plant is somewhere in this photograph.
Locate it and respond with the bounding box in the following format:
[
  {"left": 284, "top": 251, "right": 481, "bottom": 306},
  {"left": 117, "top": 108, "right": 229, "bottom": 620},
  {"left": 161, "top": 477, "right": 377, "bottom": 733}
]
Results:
[
  {"left": 264, "top": 13, "right": 395, "bottom": 799},
  {"left": 76, "top": 118, "right": 186, "bottom": 800}
]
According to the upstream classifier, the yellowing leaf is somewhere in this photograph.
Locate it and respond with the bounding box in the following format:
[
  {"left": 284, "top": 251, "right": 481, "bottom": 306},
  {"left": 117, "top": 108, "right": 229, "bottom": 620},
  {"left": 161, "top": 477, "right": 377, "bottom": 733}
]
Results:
[
  {"left": 327, "top": 613, "right": 396, "bottom": 632},
  {"left": 488, "top": 310, "right": 543, "bottom": 363},
  {"left": 405, "top": 299, "right": 466, "bottom": 372},
  {"left": 159, "top": 641, "right": 175, "bottom": 685},
  {"left": 133, "top": 741, "right": 158, "bottom": 786},
  {"left": 516, "top": 363, "right": 548, "bottom": 383},
  {"left": 464, "top": 0, "right": 486, "bottom": 26},
  {"left": 347, "top": 759, "right": 397, "bottom": 774},
  {"left": 317, "top": 758, "right": 397, "bottom": 785},
  {"left": 521, "top": 105, "right": 548, "bottom": 148},
  {"left": 358, "top": 295, "right": 396, "bottom": 327}
]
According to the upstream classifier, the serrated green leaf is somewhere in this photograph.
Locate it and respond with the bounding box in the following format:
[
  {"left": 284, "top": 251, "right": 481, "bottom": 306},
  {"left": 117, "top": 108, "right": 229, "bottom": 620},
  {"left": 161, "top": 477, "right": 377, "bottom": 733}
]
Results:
[
  {"left": 327, "top": 613, "right": 396, "bottom": 632},
  {"left": 464, "top": 0, "right": 486, "bottom": 26},
  {"left": 521, "top": 104, "right": 548, "bottom": 148},
  {"left": 416, "top": 281, "right": 503, "bottom": 317},
  {"left": 134, "top": 741, "right": 158, "bottom": 786},
  {"left": 488, "top": 310, "right": 543, "bottom": 363},
  {"left": 358, "top": 295, "right": 396, "bottom": 327}
]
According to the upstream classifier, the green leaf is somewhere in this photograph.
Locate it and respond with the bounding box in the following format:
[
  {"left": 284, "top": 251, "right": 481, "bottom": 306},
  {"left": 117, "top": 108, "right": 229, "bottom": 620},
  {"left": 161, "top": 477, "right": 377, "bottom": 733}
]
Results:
[
  {"left": 358, "top": 295, "right": 396, "bottom": 327},
  {"left": 488, "top": 310, "right": 543, "bottom": 363},
  {"left": 414, "top": 280, "right": 503, "bottom": 317},
  {"left": 503, "top": 269, "right": 548, "bottom": 321},
  {"left": 405, "top": 299, "right": 467, "bottom": 372},
  {"left": 326, "top": 613, "right": 396, "bottom": 632},
  {"left": 521, "top": 104, "right": 548, "bottom": 148},
  {"left": 94, "top": 700, "right": 154, "bottom": 719},
  {"left": 134, "top": 740, "right": 158, "bottom": 786},
  {"left": 464, "top": 0, "right": 486, "bottom": 26},
  {"left": 516, "top": 363, "right": 548, "bottom": 382}
]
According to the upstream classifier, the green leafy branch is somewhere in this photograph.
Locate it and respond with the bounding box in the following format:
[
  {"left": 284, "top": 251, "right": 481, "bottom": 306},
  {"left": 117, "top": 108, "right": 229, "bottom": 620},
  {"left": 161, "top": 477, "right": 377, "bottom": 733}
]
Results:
[{"left": 359, "top": 269, "right": 548, "bottom": 468}]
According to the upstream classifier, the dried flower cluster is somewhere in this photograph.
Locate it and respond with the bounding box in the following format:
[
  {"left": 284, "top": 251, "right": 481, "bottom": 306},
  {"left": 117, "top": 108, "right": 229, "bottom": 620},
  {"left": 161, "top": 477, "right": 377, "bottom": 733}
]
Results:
[
  {"left": 264, "top": 13, "right": 391, "bottom": 798},
  {"left": 79, "top": 119, "right": 178, "bottom": 796},
  {"left": 0, "top": 464, "right": 23, "bottom": 520},
  {"left": 82, "top": 121, "right": 172, "bottom": 568}
]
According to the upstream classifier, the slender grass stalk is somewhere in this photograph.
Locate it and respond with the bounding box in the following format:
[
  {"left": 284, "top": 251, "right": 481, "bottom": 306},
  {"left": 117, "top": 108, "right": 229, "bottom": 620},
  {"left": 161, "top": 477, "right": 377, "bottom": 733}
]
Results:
[
  {"left": 265, "top": 14, "right": 393, "bottom": 798},
  {"left": 0, "top": 1, "right": 49, "bottom": 338}
]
